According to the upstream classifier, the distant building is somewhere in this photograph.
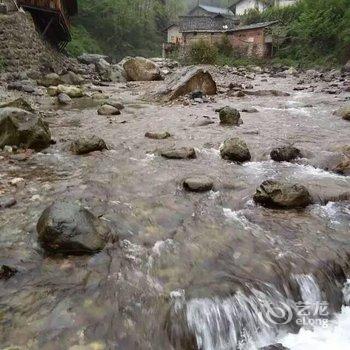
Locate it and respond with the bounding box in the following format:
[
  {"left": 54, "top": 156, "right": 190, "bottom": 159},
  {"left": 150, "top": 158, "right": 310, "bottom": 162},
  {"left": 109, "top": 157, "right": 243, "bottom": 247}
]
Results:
[
  {"left": 163, "top": 3, "right": 278, "bottom": 59},
  {"left": 230, "top": 0, "right": 297, "bottom": 16}
]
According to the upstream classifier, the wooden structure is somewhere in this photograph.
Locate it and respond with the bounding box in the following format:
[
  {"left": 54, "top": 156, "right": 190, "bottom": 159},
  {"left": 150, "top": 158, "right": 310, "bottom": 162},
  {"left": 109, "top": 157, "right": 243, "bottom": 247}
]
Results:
[{"left": 17, "top": 0, "right": 77, "bottom": 49}]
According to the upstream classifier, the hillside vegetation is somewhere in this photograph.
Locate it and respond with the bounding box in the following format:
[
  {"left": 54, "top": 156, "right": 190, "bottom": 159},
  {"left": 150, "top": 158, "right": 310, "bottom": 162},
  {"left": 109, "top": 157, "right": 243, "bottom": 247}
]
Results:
[{"left": 68, "top": 0, "right": 350, "bottom": 68}]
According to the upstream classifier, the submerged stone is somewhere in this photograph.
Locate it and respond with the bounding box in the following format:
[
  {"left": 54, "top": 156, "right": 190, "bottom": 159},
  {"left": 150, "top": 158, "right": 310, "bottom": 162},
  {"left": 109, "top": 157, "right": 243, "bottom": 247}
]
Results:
[{"left": 183, "top": 176, "right": 214, "bottom": 192}]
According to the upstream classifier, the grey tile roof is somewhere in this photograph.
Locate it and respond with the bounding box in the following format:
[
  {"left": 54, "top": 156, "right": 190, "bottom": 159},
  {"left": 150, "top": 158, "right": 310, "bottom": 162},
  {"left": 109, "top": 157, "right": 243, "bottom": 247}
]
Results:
[
  {"left": 198, "top": 4, "right": 234, "bottom": 16},
  {"left": 229, "top": 21, "right": 278, "bottom": 31}
]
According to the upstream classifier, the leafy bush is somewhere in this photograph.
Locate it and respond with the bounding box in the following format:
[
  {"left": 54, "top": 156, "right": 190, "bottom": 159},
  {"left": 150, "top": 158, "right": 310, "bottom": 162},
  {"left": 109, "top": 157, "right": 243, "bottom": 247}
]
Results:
[
  {"left": 188, "top": 39, "right": 218, "bottom": 64},
  {"left": 216, "top": 35, "right": 233, "bottom": 57},
  {"left": 67, "top": 25, "right": 102, "bottom": 57}
]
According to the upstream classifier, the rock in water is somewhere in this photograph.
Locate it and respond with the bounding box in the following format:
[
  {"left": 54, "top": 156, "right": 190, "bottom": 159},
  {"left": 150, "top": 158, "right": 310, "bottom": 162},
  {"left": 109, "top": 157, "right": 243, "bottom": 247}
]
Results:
[
  {"left": 48, "top": 85, "right": 84, "bottom": 98},
  {"left": 160, "top": 147, "right": 196, "bottom": 159},
  {"left": 0, "top": 265, "right": 18, "bottom": 280},
  {"left": 123, "top": 57, "right": 162, "bottom": 81},
  {"left": 57, "top": 93, "right": 72, "bottom": 105},
  {"left": 98, "top": 105, "right": 121, "bottom": 116},
  {"left": 183, "top": 176, "right": 213, "bottom": 192},
  {"left": 220, "top": 137, "right": 251, "bottom": 162},
  {"left": 0, "top": 97, "right": 34, "bottom": 112},
  {"left": 37, "top": 200, "right": 110, "bottom": 255},
  {"left": 254, "top": 180, "right": 312, "bottom": 209},
  {"left": 219, "top": 106, "right": 243, "bottom": 126},
  {"left": 158, "top": 66, "right": 217, "bottom": 101},
  {"left": 0, "top": 108, "right": 51, "bottom": 151},
  {"left": 259, "top": 344, "right": 289, "bottom": 350},
  {"left": 70, "top": 135, "right": 107, "bottom": 155},
  {"left": 145, "top": 131, "right": 171, "bottom": 140},
  {"left": 270, "top": 146, "right": 302, "bottom": 162},
  {"left": 335, "top": 105, "right": 350, "bottom": 120},
  {"left": 78, "top": 53, "right": 110, "bottom": 65}
]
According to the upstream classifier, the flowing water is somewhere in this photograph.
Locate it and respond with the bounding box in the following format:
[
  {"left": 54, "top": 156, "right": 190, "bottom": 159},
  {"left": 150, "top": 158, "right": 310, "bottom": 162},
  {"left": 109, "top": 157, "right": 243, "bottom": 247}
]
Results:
[{"left": 0, "top": 68, "right": 349, "bottom": 349}]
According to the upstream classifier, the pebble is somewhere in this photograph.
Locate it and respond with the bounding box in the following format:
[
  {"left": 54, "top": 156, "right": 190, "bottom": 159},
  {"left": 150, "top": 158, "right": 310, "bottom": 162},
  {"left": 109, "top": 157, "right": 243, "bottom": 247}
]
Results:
[{"left": 10, "top": 177, "right": 25, "bottom": 186}]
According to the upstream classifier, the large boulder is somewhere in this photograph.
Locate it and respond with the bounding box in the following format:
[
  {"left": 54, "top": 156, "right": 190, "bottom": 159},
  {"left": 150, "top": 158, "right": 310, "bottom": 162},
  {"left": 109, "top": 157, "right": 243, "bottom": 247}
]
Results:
[
  {"left": 78, "top": 53, "right": 110, "bottom": 65},
  {"left": 254, "top": 180, "right": 312, "bottom": 209},
  {"left": 219, "top": 106, "right": 243, "bottom": 126},
  {"left": 96, "top": 59, "right": 126, "bottom": 82},
  {"left": 123, "top": 57, "right": 162, "bottom": 81},
  {"left": 37, "top": 200, "right": 111, "bottom": 255},
  {"left": 220, "top": 137, "right": 251, "bottom": 162},
  {"left": 158, "top": 66, "right": 217, "bottom": 101},
  {"left": 0, "top": 108, "right": 51, "bottom": 151},
  {"left": 70, "top": 135, "right": 107, "bottom": 155},
  {"left": 270, "top": 146, "right": 302, "bottom": 162}
]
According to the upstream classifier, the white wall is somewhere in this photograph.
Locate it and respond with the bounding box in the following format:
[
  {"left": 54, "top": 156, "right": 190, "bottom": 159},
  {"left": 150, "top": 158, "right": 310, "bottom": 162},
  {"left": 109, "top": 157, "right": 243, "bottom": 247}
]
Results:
[
  {"left": 276, "top": 0, "right": 296, "bottom": 7},
  {"left": 167, "top": 26, "right": 182, "bottom": 44},
  {"left": 235, "top": 0, "right": 265, "bottom": 16}
]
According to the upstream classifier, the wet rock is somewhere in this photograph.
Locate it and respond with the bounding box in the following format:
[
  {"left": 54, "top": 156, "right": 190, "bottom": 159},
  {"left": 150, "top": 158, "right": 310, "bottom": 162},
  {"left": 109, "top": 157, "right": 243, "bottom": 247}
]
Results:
[
  {"left": 7, "top": 81, "right": 36, "bottom": 93},
  {"left": 254, "top": 180, "right": 312, "bottom": 209},
  {"left": 98, "top": 105, "right": 121, "bottom": 116},
  {"left": 123, "top": 57, "right": 162, "bottom": 81},
  {"left": 37, "top": 200, "right": 111, "bottom": 255},
  {"left": 190, "top": 90, "right": 203, "bottom": 99},
  {"left": 335, "top": 105, "right": 350, "bottom": 120},
  {"left": 159, "top": 66, "right": 217, "bottom": 101},
  {"left": 0, "top": 108, "right": 51, "bottom": 151},
  {"left": 0, "top": 98, "right": 34, "bottom": 112},
  {"left": 192, "top": 119, "right": 215, "bottom": 127},
  {"left": 219, "top": 106, "right": 243, "bottom": 126},
  {"left": 259, "top": 344, "right": 289, "bottom": 350},
  {"left": 220, "top": 137, "right": 251, "bottom": 162},
  {"left": 242, "top": 107, "right": 258, "bottom": 113},
  {"left": 244, "top": 90, "right": 290, "bottom": 97},
  {"left": 78, "top": 53, "right": 110, "bottom": 65},
  {"left": 145, "top": 131, "right": 171, "bottom": 140},
  {"left": 38, "top": 73, "right": 62, "bottom": 87},
  {"left": 105, "top": 100, "right": 124, "bottom": 110},
  {"left": 270, "top": 146, "right": 302, "bottom": 162},
  {"left": 160, "top": 147, "right": 196, "bottom": 159},
  {"left": 0, "top": 265, "right": 18, "bottom": 280},
  {"left": 183, "top": 176, "right": 213, "bottom": 192},
  {"left": 57, "top": 93, "right": 72, "bottom": 105},
  {"left": 70, "top": 135, "right": 108, "bottom": 155},
  {"left": 0, "top": 196, "right": 16, "bottom": 209},
  {"left": 60, "top": 71, "right": 84, "bottom": 85},
  {"left": 48, "top": 85, "right": 84, "bottom": 98},
  {"left": 95, "top": 59, "right": 113, "bottom": 82},
  {"left": 306, "top": 151, "right": 350, "bottom": 175}
]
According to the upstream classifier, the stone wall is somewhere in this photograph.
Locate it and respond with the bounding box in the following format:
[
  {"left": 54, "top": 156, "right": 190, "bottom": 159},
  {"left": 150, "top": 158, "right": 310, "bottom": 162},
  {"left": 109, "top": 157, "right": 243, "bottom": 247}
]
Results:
[{"left": 0, "top": 11, "right": 71, "bottom": 73}]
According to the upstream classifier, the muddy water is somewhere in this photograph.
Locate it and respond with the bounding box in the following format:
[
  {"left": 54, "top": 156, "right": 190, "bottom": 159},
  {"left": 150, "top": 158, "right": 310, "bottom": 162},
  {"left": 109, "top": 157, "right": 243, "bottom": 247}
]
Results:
[{"left": 0, "top": 69, "right": 350, "bottom": 350}]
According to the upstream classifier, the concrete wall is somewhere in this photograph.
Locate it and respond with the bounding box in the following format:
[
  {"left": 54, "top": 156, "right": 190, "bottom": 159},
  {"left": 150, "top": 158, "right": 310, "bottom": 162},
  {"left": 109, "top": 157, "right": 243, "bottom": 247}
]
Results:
[{"left": 167, "top": 26, "right": 182, "bottom": 44}]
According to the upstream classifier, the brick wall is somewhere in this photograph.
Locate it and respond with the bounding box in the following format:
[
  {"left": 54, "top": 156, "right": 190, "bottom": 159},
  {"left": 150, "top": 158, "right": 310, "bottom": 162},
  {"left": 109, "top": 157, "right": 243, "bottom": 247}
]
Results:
[{"left": 182, "top": 28, "right": 271, "bottom": 59}]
